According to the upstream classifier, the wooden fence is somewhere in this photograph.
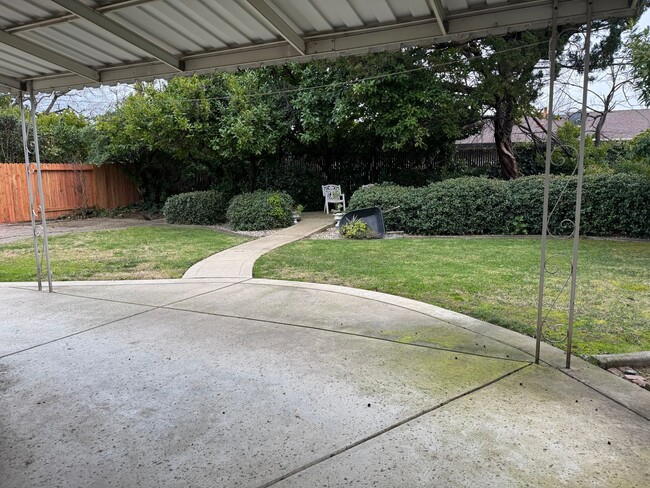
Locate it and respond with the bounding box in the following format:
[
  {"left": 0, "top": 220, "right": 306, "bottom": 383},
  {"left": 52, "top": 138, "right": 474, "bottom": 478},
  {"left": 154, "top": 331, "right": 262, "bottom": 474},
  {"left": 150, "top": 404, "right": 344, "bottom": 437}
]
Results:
[{"left": 0, "top": 163, "right": 141, "bottom": 223}]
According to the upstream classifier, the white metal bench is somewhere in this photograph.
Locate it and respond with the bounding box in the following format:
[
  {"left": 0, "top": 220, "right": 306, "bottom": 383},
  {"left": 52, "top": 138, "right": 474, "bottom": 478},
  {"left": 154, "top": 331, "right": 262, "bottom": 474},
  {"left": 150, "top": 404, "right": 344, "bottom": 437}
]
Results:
[{"left": 322, "top": 184, "right": 346, "bottom": 214}]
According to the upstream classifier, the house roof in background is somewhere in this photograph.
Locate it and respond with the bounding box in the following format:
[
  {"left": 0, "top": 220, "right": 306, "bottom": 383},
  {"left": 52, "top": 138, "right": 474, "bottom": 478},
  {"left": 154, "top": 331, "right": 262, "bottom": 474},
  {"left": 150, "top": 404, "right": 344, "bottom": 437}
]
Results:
[
  {"left": 0, "top": 0, "right": 643, "bottom": 94},
  {"left": 457, "top": 109, "right": 650, "bottom": 145}
]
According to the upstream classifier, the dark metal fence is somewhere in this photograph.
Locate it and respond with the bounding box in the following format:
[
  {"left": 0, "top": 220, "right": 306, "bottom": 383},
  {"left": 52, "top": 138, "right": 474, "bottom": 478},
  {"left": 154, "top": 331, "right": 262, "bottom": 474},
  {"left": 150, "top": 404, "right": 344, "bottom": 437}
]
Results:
[{"left": 165, "top": 146, "right": 501, "bottom": 210}]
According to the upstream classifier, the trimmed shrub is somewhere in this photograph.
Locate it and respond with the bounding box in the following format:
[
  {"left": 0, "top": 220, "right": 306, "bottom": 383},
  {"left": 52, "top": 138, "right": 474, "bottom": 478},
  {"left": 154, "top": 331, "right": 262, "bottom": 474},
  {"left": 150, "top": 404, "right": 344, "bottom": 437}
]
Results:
[
  {"left": 509, "top": 176, "right": 578, "bottom": 236},
  {"left": 227, "top": 190, "right": 294, "bottom": 231},
  {"left": 511, "top": 174, "right": 650, "bottom": 237},
  {"left": 416, "top": 178, "right": 513, "bottom": 235},
  {"left": 163, "top": 190, "right": 227, "bottom": 225},
  {"left": 582, "top": 174, "right": 650, "bottom": 237},
  {"left": 348, "top": 175, "right": 650, "bottom": 238}
]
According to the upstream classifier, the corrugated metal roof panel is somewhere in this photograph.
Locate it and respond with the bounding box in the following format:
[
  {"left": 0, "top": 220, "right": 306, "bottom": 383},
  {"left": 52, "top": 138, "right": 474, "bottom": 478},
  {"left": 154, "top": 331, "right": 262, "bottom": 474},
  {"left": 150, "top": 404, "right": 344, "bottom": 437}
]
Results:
[
  {"left": 0, "top": 0, "right": 68, "bottom": 29},
  {"left": 267, "top": 0, "right": 330, "bottom": 34},
  {"left": 0, "top": 0, "right": 643, "bottom": 93},
  {"left": 0, "top": 43, "right": 68, "bottom": 78},
  {"left": 19, "top": 20, "right": 146, "bottom": 66}
]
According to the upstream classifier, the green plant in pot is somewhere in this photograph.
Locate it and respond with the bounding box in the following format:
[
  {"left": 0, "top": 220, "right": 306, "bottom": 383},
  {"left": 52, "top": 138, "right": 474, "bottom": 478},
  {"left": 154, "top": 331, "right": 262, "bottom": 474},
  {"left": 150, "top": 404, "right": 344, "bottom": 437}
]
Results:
[
  {"left": 292, "top": 204, "right": 304, "bottom": 224},
  {"left": 333, "top": 204, "right": 345, "bottom": 225}
]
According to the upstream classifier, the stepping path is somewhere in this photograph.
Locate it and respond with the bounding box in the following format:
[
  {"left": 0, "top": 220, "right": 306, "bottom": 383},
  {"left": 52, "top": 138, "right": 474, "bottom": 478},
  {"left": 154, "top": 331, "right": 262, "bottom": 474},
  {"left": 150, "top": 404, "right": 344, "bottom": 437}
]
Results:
[{"left": 182, "top": 212, "right": 333, "bottom": 279}]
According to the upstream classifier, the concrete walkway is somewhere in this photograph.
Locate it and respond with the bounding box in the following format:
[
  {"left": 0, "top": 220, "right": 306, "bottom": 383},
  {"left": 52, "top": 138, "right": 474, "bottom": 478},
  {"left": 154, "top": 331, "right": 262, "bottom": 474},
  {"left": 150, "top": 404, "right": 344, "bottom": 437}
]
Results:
[
  {"left": 1, "top": 215, "right": 648, "bottom": 487},
  {"left": 183, "top": 212, "right": 332, "bottom": 279}
]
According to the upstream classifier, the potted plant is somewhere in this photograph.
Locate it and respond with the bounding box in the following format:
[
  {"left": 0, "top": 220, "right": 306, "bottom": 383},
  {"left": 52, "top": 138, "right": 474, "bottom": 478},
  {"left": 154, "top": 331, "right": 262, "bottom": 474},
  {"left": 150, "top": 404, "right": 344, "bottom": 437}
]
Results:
[
  {"left": 292, "top": 204, "right": 304, "bottom": 224},
  {"left": 333, "top": 204, "right": 345, "bottom": 226}
]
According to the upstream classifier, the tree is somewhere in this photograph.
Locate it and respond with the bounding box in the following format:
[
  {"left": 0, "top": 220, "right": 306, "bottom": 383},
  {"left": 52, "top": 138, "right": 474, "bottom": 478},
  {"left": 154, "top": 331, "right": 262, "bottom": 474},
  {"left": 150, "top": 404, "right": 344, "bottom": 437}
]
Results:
[
  {"left": 92, "top": 50, "right": 485, "bottom": 205},
  {"left": 285, "top": 49, "right": 482, "bottom": 179},
  {"left": 630, "top": 26, "right": 650, "bottom": 106},
  {"left": 208, "top": 70, "right": 290, "bottom": 193},
  {"left": 460, "top": 11, "right": 645, "bottom": 178},
  {"left": 466, "top": 31, "right": 557, "bottom": 179},
  {"left": 614, "top": 129, "right": 650, "bottom": 177},
  {"left": 552, "top": 13, "right": 650, "bottom": 146},
  {"left": 37, "top": 108, "right": 93, "bottom": 163},
  {"left": 92, "top": 76, "right": 219, "bottom": 204},
  {"left": 0, "top": 105, "right": 22, "bottom": 162},
  {"left": 0, "top": 97, "right": 93, "bottom": 163}
]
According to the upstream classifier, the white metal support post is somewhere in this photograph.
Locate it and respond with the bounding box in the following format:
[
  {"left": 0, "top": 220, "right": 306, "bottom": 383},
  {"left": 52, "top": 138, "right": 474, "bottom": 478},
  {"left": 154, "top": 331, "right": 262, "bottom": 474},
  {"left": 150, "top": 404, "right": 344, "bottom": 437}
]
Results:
[
  {"left": 566, "top": 0, "right": 593, "bottom": 368},
  {"left": 19, "top": 92, "right": 43, "bottom": 289},
  {"left": 535, "top": 0, "right": 559, "bottom": 364},
  {"left": 29, "top": 83, "right": 53, "bottom": 292},
  {"left": 536, "top": 0, "right": 592, "bottom": 368}
]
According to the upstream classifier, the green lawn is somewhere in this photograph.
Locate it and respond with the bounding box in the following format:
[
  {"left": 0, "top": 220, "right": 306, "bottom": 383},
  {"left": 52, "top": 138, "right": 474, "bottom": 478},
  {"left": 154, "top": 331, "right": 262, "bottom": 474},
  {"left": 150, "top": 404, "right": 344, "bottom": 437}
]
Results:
[
  {"left": 0, "top": 226, "right": 249, "bottom": 281},
  {"left": 254, "top": 237, "right": 650, "bottom": 357}
]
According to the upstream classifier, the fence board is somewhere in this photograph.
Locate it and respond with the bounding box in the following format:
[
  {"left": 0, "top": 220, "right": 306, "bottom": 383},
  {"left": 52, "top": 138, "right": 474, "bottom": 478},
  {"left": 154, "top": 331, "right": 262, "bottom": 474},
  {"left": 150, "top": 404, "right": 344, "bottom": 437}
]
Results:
[{"left": 0, "top": 163, "right": 141, "bottom": 223}]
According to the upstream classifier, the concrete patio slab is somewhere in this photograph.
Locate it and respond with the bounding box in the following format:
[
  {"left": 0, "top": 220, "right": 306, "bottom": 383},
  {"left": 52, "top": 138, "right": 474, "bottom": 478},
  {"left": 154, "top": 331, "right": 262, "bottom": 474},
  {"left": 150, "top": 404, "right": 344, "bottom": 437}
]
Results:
[
  {"left": 168, "top": 281, "right": 532, "bottom": 362},
  {"left": 0, "top": 285, "right": 151, "bottom": 356},
  {"left": 277, "top": 365, "right": 650, "bottom": 487},
  {"left": 1, "top": 282, "right": 524, "bottom": 488},
  {"left": 1, "top": 279, "right": 648, "bottom": 488},
  {"left": 51, "top": 279, "right": 246, "bottom": 307}
]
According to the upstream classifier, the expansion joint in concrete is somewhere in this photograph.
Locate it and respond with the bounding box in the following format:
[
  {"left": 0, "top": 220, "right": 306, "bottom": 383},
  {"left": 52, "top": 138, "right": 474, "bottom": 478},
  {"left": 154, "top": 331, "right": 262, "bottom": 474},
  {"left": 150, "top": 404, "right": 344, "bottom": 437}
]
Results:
[
  {"left": 256, "top": 363, "right": 533, "bottom": 488},
  {"left": 0, "top": 307, "right": 153, "bottom": 360},
  {"left": 558, "top": 368, "right": 650, "bottom": 422}
]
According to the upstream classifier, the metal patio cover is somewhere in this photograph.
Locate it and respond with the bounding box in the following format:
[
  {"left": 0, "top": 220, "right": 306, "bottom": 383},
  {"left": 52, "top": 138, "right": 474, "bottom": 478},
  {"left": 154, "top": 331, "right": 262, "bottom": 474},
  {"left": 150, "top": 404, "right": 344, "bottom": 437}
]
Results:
[{"left": 0, "top": 0, "right": 642, "bottom": 94}]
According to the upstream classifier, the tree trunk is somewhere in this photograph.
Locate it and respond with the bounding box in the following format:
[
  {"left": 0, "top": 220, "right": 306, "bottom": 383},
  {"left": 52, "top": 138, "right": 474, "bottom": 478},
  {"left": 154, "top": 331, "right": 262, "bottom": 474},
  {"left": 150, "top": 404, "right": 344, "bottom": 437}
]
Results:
[
  {"left": 593, "top": 105, "right": 610, "bottom": 146},
  {"left": 493, "top": 94, "right": 520, "bottom": 179}
]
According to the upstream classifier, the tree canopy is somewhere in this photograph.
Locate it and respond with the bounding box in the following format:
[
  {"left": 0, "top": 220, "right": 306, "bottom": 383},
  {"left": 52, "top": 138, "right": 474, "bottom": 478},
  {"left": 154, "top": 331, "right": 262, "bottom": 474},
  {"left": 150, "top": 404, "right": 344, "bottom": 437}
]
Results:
[
  {"left": 92, "top": 49, "right": 485, "bottom": 205},
  {"left": 0, "top": 98, "right": 93, "bottom": 164},
  {"left": 630, "top": 26, "right": 650, "bottom": 106}
]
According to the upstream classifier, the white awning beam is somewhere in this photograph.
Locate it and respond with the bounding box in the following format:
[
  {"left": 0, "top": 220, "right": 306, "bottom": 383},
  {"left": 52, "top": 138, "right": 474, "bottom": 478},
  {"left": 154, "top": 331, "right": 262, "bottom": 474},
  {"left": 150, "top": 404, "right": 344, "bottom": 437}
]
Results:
[
  {"left": 49, "top": 0, "right": 184, "bottom": 71},
  {"left": 6, "top": 0, "right": 158, "bottom": 34},
  {"left": 0, "top": 30, "right": 99, "bottom": 82},
  {"left": 0, "top": 73, "right": 24, "bottom": 90},
  {"left": 428, "top": 0, "right": 448, "bottom": 35},
  {"left": 247, "top": 0, "right": 306, "bottom": 55}
]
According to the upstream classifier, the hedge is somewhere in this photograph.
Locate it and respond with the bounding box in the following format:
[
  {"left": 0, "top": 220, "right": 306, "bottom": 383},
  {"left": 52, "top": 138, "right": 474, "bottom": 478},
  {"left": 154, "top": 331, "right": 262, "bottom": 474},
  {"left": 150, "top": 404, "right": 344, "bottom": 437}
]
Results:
[
  {"left": 416, "top": 178, "right": 512, "bottom": 235},
  {"left": 349, "top": 175, "right": 650, "bottom": 238},
  {"left": 226, "top": 190, "right": 294, "bottom": 231},
  {"left": 163, "top": 190, "right": 227, "bottom": 225}
]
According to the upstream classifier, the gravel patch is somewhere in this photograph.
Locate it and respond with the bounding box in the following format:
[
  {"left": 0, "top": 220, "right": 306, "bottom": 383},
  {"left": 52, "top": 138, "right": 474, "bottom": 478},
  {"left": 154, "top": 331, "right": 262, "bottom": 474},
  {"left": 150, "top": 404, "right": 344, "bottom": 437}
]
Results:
[
  {"left": 309, "top": 227, "right": 410, "bottom": 240},
  {"left": 309, "top": 226, "right": 341, "bottom": 240},
  {"left": 213, "top": 223, "right": 283, "bottom": 238}
]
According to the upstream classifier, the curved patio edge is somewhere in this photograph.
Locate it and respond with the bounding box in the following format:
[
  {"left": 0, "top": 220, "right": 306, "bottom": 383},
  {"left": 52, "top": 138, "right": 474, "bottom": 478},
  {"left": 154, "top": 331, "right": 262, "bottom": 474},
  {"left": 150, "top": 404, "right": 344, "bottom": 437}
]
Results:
[{"left": 3, "top": 275, "right": 647, "bottom": 420}]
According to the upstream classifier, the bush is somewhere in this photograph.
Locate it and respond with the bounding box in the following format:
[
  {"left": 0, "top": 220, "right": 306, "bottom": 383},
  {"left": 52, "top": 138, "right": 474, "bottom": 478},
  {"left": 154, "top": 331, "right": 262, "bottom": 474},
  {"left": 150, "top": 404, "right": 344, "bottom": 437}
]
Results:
[
  {"left": 416, "top": 178, "right": 513, "bottom": 235},
  {"left": 348, "top": 175, "right": 650, "bottom": 238},
  {"left": 613, "top": 130, "right": 650, "bottom": 178},
  {"left": 163, "top": 190, "right": 227, "bottom": 225},
  {"left": 581, "top": 174, "right": 650, "bottom": 237},
  {"left": 509, "top": 176, "right": 577, "bottom": 235},
  {"left": 510, "top": 174, "right": 650, "bottom": 237},
  {"left": 227, "top": 190, "right": 294, "bottom": 230}
]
